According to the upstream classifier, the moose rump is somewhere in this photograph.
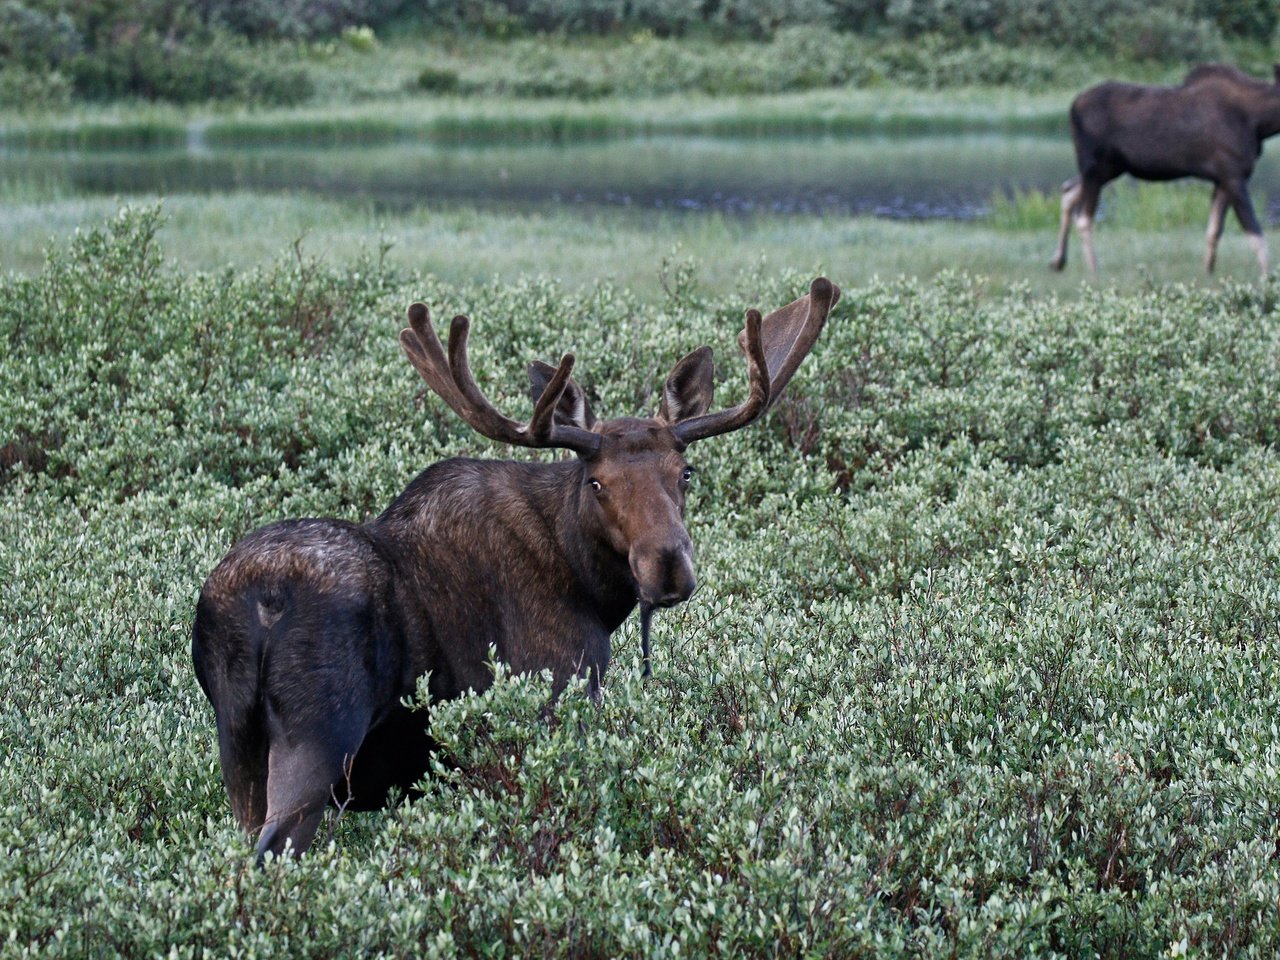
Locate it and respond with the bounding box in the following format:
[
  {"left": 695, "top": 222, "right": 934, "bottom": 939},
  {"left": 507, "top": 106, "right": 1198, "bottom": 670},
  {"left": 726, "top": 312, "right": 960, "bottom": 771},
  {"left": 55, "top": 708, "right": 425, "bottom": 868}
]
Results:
[{"left": 192, "top": 519, "right": 415, "bottom": 857}]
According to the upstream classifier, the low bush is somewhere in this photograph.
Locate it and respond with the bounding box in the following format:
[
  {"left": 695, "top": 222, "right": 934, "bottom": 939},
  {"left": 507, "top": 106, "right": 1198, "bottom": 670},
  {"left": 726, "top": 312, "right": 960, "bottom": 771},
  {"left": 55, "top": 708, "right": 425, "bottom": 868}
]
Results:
[
  {"left": 0, "top": 63, "right": 71, "bottom": 110},
  {"left": 3, "top": 207, "right": 1280, "bottom": 954},
  {"left": 388, "top": 0, "right": 1274, "bottom": 49},
  {"left": 416, "top": 63, "right": 461, "bottom": 93},
  {"left": 0, "top": 0, "right": 80, "bottom": 72},
  {"left": 1201, "top": 0, "right": 1277, "bottom": 40},
  {"left": 193, "top": 0, "right": 400, "bottom": 40},
  {"left": 888, "top": 0, "right": 1229, "bottom": 61},
  {"left": 66, "top": 28, "right": 313, "bottom": 104},
  {"left": 0, "top": 1, "right": 312, "bottom": 105}
]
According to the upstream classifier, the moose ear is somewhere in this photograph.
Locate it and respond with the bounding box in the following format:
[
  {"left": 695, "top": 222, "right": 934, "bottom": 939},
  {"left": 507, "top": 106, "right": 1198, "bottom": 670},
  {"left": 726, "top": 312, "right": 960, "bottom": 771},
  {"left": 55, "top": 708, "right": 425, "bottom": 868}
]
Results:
[
  {"left": 658, "top": 346, "right": 715, "bottom": 424},
  {"left": 529, "top": 360, "right": 596, "bottom": 430}
]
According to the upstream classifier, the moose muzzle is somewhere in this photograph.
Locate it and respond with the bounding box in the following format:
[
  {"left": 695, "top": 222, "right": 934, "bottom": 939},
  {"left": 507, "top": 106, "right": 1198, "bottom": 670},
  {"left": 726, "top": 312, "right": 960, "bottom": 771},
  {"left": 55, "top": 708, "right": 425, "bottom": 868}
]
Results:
[{"left": 630, "top": 537, "right": 697, "bottom": 608}]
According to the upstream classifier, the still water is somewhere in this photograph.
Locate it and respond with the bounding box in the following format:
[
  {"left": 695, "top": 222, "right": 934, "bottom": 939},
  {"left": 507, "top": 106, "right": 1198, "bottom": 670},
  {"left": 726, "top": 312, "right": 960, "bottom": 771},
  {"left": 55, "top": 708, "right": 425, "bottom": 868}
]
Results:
[{"left": 7, "top": 133, "right": 1280, "bottom": 220}]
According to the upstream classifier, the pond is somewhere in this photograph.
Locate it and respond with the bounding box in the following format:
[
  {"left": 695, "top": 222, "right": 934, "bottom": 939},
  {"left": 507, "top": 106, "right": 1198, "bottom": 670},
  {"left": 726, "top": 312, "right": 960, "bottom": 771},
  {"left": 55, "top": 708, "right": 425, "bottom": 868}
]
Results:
[{"left": 6, "top": 133, "right": 1280, "bottom": 221}]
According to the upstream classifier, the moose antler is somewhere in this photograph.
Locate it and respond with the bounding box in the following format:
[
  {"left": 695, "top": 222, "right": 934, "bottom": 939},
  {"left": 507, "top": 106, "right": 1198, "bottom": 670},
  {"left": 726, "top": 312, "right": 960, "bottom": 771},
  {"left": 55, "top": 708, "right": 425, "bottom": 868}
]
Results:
[
  {"left": 673, "top": 276, "right": 839, "bottom": 444},
  {"left": 400, "top": 303, "right": 601, "bottom": 456}
]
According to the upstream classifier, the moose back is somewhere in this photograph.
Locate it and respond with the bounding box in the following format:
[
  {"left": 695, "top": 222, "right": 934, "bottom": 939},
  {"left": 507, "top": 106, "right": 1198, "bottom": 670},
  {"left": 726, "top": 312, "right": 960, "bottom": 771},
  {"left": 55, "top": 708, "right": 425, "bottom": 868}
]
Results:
[{"left": 192, "top": 277, "right": 839, "bottom": 862}]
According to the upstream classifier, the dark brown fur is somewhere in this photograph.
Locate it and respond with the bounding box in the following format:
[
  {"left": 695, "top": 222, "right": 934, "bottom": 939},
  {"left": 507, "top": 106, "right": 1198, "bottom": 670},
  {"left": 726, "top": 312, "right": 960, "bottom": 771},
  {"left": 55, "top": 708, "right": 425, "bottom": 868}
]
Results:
[
  {"left": 192, "top": 278, "right": 839, "bottom": 862},
  {"left": 1050, "top": 63, "right": 1280, "bottom": 275}
]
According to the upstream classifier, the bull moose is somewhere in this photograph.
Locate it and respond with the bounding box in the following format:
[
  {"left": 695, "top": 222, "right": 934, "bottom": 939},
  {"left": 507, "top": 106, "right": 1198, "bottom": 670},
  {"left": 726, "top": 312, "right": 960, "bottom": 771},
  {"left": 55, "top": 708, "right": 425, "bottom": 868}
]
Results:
[
  {"left": 192, "top": 277, "right": 839, "bottom": 862},
  {"left": 1051, "top": 64, "right": 1280, "bottom": 276}
]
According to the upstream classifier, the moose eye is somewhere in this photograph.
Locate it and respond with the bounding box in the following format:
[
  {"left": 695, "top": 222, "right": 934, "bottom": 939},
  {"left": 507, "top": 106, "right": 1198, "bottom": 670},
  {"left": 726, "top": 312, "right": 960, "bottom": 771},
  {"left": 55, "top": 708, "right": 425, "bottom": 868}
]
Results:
[
  {"left": 680, "top": 466, "right": 695, "bottom": 484},
  {"left": 588, "top": 478, "right": 603, "bottom": 493}
]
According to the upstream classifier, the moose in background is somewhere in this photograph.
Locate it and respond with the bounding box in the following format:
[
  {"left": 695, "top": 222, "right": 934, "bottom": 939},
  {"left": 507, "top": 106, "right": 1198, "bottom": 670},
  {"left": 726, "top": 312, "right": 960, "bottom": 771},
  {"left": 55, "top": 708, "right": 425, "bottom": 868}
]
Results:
[
  {"left": 192, "top": 278, "right": 839, "bottom": 863},
  {"left": 1051, "top": 64, "right": 1280, "bottom": 276}
]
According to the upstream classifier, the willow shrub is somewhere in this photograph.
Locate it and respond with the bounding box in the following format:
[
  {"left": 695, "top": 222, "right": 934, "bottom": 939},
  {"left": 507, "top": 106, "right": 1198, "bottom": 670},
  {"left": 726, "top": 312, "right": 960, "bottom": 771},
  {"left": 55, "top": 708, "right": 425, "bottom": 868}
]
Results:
[
  {"left": 415, "top": 29, "right": 1076, "bottom": 98},
  {"left": 3, "top": 207, "right": 1280, "bottom": 956}
]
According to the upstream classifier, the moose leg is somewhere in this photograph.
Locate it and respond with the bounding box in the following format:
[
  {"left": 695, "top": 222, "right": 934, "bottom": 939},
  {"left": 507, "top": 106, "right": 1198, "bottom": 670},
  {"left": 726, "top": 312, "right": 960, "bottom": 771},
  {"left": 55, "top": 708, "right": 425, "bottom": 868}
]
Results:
[
  {"left": 255, "top": 667, "right": 374, "bottom": 863},
  {"left": 1226, "top": 180, "right": 1269, "bottom": 276},
  {"left": 260, "top": 727, "right": 364, "bottom": 867},
  {"left": 1204, "top": 185, "right": 1229, "bottom": 273},
  {"left": 339, "top": 704, "right": 436, "bottom": 810},
  {"left": 257, "top": 744, "right": 343, "bottom": 863},
  {"left": 1074, "top": 179, "right": 1102, "bottom": 274},
  {"left": 1050, "top": 176, "right": 1083, "bottom": 271},
  {"left": 218, "top": 723, "right": 269, "bottom": 838},
  {"left": 1250, "top": 234, "right": 1270, "bottom": 275}
]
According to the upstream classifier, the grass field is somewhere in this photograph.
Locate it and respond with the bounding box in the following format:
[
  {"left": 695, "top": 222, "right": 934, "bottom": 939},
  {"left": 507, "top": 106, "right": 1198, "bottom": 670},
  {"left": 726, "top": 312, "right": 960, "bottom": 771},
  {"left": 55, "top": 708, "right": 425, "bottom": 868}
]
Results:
[
  {"left": 3, "top": 207, "right": 1280, "bottom": 956},
  {"left": 0, "top": 182, "right": 1272, "bottom": 298}
]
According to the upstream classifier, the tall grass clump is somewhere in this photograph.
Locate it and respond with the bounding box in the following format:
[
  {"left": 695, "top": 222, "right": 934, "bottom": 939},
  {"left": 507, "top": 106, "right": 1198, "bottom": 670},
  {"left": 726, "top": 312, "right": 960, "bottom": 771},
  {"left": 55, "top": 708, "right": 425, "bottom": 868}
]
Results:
[
  {"left": 988, "top": 180, "right": 1240, "bottom": 231},
  {"left": 1100, "top": 178, "right": 1243, "bottom": 230},
  {"left": 4, "top": 207, "right": 1280, "bottom": 955},
  {"left": 194, "top": 91, "right": 1066, "bottom": 148},
  {"left": 988, "top": 185, "right": 1063, "bottom": 230}
]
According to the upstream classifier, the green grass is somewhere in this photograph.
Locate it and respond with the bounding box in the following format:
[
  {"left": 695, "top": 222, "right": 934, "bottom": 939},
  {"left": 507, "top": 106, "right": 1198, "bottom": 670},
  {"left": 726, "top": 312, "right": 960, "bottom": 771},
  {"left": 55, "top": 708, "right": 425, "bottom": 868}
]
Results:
[
  {"left": 991, "top": 180, "right": 1244, "bottom": 232},
  {"left": 3, "top": 207, "right": 1280, "bottom": 955},
  {"left": 0, "top": 188, "right": 1271, "bottom": 299},
  {"left": 0, "top": 30, "right": 1218, "bottom": 149},
  {"left": 208, "top": 90, "right": 1069, "bottom": 144},
  {"left": 0, "top": 86, "right": 1072, "bottom": 150},
  {"left": 0, "top": 102, "right": 194, "bottom": 149}
]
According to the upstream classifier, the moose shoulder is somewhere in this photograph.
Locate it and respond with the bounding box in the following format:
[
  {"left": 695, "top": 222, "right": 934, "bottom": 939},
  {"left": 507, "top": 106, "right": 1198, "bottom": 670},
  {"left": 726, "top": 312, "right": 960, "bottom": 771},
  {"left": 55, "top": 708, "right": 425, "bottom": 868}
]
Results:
[
  {"left": 1051, "top": 63, "right": 1280, "bottom": 276},
  {"left": 192, "top": 277, "right": 839, "bottom": 863}
]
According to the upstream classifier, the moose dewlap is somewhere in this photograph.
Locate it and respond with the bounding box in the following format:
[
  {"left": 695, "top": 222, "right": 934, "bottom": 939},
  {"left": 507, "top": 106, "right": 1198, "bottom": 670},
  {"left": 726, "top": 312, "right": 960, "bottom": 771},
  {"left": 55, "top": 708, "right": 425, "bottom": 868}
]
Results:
[{"left": 191, "top": 277, "right": 839, "bottom": 863}]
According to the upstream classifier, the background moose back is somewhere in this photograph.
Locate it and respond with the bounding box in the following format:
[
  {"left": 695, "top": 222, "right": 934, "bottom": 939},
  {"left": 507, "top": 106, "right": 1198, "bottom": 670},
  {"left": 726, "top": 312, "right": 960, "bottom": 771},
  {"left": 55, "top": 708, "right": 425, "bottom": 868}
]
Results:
[
  {"left": 192, "top": 277, "right": 838, "bottom": 863},
  {"left": 1052, "top": 63, "right": 1280, "bottom": 275}
]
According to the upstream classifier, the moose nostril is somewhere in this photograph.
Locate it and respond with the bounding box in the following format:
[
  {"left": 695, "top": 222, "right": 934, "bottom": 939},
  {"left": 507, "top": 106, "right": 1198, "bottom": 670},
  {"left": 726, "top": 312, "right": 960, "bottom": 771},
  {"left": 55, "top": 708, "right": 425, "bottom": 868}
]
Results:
[
  {"left": 632, "top": 544, "right": 697, "bottom": 607},
  {"left": 659, "top": 550, "right": 696, "bottom": 605},
  {"left": 655, "top": 578, "right": 696, "bottom": 607}
]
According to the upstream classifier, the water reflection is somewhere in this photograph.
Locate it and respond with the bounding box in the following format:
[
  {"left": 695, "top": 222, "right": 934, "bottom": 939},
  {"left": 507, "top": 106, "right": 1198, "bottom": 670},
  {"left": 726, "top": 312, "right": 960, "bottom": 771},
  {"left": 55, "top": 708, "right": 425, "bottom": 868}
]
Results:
[{"left": 5, "top": 134, "right": 1280, "bottom": 221}]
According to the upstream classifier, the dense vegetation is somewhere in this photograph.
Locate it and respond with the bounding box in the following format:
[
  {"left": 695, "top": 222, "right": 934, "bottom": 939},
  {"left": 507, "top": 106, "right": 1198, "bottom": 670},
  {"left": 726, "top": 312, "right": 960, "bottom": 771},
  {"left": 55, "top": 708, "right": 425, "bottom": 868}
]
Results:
[
  {"left": 3, "top": 207, "right": 1280, "bottom": 955},
  {"left": 0, "top": 0, "right": 314, "bottom": 106},
  {"left": 407, "top": 0, "right": 1276, "bottom": 55},
  {"left": 0, "top": 0, "right": 1275, "bottom": 108}
]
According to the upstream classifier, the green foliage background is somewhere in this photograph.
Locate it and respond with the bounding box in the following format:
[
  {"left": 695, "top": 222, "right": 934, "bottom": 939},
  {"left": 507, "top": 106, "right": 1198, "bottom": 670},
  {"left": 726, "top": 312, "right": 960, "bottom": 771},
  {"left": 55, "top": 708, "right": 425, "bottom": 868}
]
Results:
[
  {"left": 0, "top": 0, "right": 1276, "bottom": 107},
  {"left": 3, "top": 207, "right": 1280, "bottom": 955}
]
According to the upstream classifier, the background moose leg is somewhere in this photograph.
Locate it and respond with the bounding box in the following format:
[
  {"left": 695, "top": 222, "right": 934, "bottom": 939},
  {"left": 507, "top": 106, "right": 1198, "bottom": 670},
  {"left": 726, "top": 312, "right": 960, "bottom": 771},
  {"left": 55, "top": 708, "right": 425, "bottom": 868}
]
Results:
[
  {"left": 1204, "top": 185, "right": 1229, "bottom": 273},
  {"left": 1073, "top": 178, "right": 1103, "bottom": 274},
  {"left": 1050, "top": 176, "right": 1083, "bottom": 270},
  {"left": 339, "top": 706, "right": 437, "bottom": 809},
  {"left": 1225, "top": 179, "right": 1269, "bottom": 275}
]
